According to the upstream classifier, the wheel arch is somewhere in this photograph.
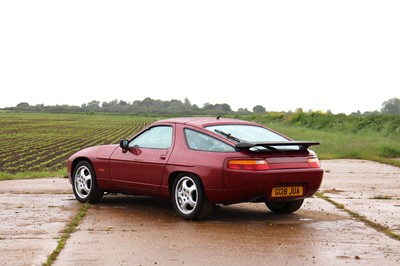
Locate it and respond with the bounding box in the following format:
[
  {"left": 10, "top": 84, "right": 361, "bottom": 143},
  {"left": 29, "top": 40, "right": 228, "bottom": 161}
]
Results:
[
  {"left": 71, "top": 157, "right": 93, "bottom": 174},
  {"left": 168, "top": 171, "right": 206, "bottom": 196},
  {"left": 69, "top": 157, "right": 93, "bottom": 182}
]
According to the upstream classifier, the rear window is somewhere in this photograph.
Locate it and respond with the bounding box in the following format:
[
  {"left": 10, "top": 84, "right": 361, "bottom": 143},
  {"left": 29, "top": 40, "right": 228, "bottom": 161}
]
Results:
[
  {"left": 206, "top": 124, "right": 299, "bottom": 151},
  {"left": 206, "top": 125, "right": 288, "bottom": 142}
]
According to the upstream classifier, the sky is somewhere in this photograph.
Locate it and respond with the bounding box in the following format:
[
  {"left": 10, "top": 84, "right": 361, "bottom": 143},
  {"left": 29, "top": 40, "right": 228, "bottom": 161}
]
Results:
[{"left": 0, "top": 1, "right": 399, "bottom": 114}]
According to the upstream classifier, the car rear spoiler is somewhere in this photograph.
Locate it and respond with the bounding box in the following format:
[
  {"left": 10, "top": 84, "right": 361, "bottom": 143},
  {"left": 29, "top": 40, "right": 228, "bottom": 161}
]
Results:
[{"left": 235, "top": 141, "right": 320, "bottom": 151}]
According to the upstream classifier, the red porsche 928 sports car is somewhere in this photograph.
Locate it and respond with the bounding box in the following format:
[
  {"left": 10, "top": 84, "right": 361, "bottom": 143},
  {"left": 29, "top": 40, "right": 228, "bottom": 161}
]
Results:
[{"left": 67, "top": 117, "right": 323, "bottom": 220}]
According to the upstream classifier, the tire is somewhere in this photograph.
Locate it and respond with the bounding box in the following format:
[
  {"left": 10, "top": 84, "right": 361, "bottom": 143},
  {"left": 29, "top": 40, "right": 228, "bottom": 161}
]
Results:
[
  {"left": 172, "top": 173, "right": 213, "bottom": 220},
  {"left": 265, "top": 199, "right": 304, "bottom": 214},
  {"left": 72, "top": 161, "right": 103, "bottom": 203}
]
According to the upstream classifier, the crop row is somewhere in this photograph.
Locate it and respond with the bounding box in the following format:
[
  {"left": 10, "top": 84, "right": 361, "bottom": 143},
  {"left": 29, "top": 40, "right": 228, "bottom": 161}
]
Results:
[{"left": 0, "top": 113, "right": 154, "bottom": 174}]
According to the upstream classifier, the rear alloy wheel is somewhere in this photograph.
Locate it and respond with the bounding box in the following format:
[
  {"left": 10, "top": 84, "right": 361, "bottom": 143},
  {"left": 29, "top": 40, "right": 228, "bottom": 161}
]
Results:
[
  {"left": 172, "top": 173, "right": 212, "bottom": 220},
  {"left": 72, "top": 161, "right": 103, "bottom": 203},
  {"left": 265, "top": 199, "right": 304, "bottom": 214}
]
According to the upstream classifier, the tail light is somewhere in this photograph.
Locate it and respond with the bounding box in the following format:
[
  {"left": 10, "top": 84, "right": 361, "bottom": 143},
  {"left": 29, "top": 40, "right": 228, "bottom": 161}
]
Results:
[
  {"left": 227, "top": 159, "right": 269, "bottom": 171},
  {"left": 307, "top": 158, "right": 320, "bottom": 168}
]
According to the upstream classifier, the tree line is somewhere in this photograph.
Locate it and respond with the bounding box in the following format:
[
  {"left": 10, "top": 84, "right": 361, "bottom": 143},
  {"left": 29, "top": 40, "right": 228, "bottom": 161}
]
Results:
[
  {"left": 3, "top": 97, "right": 400, "bottom": 115},
  {"left": 5, "top": 97, "right": 265, "bottom": 115}
]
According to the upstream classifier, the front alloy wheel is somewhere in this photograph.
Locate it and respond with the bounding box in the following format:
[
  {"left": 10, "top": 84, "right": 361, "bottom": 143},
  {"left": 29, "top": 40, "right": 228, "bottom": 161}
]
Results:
[
  {"left": 72, "top": 161, "right": 103, "bottom": 203},
  {"left": 172, "top": 173, "right": 212, "bottom": 220}
]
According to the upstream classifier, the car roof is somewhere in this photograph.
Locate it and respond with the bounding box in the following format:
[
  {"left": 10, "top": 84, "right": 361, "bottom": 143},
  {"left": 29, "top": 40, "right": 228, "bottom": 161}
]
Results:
[{"left": 155, "top": 117, "right": 258, "bottom": 128}]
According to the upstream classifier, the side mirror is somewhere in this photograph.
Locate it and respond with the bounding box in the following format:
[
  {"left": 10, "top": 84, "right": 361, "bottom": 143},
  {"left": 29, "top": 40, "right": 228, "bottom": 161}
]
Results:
[{"left": 119, "top": 139, "right": 129, "bottom": 150}]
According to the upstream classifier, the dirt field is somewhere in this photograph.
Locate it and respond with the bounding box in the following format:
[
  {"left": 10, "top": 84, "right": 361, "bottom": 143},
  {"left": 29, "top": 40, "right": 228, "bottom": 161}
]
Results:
[{"left": 0, "top": 159, "right": 399, "bottom": 266}]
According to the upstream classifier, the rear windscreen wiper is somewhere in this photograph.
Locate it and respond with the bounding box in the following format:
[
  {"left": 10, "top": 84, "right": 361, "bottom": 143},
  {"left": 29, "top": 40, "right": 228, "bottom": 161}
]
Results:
[{"left": 214, "top": 129, "right": 242, "bottom": 143}]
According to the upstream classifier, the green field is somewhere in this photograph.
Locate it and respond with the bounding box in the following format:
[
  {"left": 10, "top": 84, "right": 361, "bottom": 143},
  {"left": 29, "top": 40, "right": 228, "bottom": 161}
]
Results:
[
  {"left": 0, "top": 112, "right": 399, "bottom": 180},
  {"left": 0, "top": 112, "right": 154, "bottom": 179}
]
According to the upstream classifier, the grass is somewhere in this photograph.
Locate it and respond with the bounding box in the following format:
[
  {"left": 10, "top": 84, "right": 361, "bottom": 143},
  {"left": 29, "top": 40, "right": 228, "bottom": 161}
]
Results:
[
  {"left": 43, "top": 203, "right": 90, "bottom": 266},
  {"left": 0, "top": 169, "right": 67, "bottom": 181}
]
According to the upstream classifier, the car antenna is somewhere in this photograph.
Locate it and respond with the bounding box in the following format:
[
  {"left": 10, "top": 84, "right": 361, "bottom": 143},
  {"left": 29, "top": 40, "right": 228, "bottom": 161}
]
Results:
[{"left": 217, "top": 116, "right": 220, "bottom": 120}]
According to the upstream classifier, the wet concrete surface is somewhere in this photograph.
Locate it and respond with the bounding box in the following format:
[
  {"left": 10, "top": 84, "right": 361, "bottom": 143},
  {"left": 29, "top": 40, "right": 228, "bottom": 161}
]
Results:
[
  {"left": 1, "top": 160, "right": 400, "bottom": 266},
  {"left": 321, "top": 160, "right": 400, "bottom": 236},
  {"left": 0, "top": 178, "right": 80, "bottom": 266},
  {"left": 54, "top": 196, "right": 400, "bottom": 266}
]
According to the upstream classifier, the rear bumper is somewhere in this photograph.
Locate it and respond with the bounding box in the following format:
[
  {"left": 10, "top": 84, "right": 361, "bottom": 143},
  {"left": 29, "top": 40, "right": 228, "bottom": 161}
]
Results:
[{"left": 206, "top": 168, "right": 324, "bottom": 204}]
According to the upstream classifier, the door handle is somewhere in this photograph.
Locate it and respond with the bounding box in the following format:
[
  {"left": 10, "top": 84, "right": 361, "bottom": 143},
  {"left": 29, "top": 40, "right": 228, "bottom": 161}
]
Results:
[{"left": 160, "top": 154, "right": 167, "bottom": 160}]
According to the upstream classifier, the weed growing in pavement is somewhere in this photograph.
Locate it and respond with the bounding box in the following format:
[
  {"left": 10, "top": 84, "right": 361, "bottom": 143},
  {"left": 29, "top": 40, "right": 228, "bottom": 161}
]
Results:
[
  {"left": 43, "top": 203, "right": 90, "bottom": 266},
  {"left": 371, "top": 195, "right": 393, "bottom": 200},
  {"left": 315, "top": 192, "right": 400, "bottom": 242}
]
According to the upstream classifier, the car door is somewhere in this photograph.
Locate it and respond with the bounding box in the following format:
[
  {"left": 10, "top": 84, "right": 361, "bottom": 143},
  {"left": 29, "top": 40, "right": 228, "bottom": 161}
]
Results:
[{"left": 109, "top": 125, "right": 173, "bottom": 191}]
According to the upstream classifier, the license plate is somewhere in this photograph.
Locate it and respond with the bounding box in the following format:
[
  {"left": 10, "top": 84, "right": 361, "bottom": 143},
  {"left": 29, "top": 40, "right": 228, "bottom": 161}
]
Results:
[{"left": 271, "top": 186, "right": 303, "bottom": 197}]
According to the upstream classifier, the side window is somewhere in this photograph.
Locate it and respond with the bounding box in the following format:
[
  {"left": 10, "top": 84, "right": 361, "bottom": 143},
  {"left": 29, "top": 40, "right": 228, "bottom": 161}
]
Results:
[
  {"left": 130, "top": 126, "right": 173, "bottom": 149},
  {"left": 184, "top": 129, "right": 235, "bottom": 152}
]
